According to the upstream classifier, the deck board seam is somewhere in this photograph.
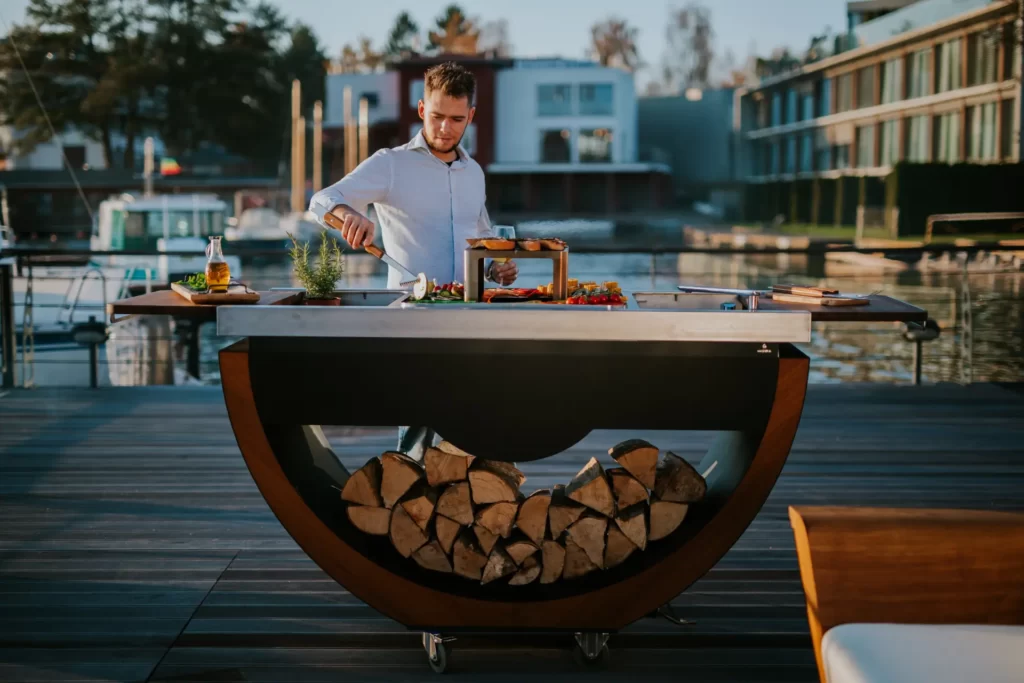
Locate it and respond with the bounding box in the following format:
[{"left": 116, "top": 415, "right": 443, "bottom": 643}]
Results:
[{"left": 142, "top": 549, "right": 240, "bottom": 683}]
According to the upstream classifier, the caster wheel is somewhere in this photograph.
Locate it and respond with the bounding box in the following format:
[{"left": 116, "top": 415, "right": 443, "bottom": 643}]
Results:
[
  {"left": 572, "top": 641, "right": 611, "bottom": 668},
  {"left": 422, "top": 633, "right": 450, "bottom": 674},
  {"left": 428, "top": 642, "right": 448, "bottom": 673}
]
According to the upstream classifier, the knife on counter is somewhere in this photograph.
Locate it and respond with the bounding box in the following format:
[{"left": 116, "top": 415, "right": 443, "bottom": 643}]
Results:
[{"left": 321, "top": 212, "right": 418, "bottom": 281}]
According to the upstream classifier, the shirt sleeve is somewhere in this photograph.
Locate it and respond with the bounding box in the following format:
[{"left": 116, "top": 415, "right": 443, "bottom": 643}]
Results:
[
  {"left": 476, "top": 201, "right": 495, "bottom": 237},
  {"left": 308, "top": 149, "right": 392, "bottom": 224}
]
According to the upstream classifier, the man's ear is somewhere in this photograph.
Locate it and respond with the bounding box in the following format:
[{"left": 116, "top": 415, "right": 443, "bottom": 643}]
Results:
[
  {"left": 417, "top": 100, "right": 425, "bottom": 120},
  {"left": 467, "top": 106, "right": 476, "bottom": 125}
]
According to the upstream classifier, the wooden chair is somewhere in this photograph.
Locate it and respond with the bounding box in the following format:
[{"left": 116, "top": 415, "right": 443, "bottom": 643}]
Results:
[{"left": 789, "top": 506, "right": 1024, "bottom": 683}]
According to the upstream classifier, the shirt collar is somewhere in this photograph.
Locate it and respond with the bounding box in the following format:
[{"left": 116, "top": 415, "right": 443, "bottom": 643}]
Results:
[{"left": 409, "top": 129, "right": 468, "bottom": 168}]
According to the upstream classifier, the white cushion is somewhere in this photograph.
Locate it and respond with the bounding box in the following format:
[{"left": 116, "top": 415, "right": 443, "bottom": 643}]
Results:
[{"left": 822, "top": 623, "right": 1024, "bottom": 683}]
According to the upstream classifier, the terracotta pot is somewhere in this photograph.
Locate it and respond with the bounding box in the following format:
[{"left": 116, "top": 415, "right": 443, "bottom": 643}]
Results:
[{"left": 303, "top": 296, "right": 341, "bottom": 306}]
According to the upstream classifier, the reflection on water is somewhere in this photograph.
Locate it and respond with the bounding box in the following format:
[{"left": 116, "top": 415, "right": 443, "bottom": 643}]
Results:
[{"left": 190, "top": 250, "right": 1024, "bottom": 385}]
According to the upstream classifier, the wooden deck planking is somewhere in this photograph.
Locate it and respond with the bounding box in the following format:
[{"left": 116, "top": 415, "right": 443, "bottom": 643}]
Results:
[{"left": 0, "top": 384, "right": 1022, "bottom": 681}]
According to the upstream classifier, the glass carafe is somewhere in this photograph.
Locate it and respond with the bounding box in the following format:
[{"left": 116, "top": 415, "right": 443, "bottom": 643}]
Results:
[{"left": 205, "top": 236, "right": 230, "bottom": 293}]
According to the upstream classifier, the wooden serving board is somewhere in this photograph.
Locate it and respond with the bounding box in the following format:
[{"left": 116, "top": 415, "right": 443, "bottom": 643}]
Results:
[{"left": 170, "top": 282, "right": 261, "bottom": 304}]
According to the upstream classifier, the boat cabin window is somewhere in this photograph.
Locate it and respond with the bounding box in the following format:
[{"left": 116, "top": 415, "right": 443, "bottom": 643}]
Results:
[{"left": 121, "top": 209, "right": 225, "bottom": 249}]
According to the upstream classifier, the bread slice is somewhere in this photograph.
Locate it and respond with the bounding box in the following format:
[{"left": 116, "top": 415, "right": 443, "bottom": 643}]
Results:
[
  {"left": 538, "top": 238, "right": 566, "bottom": 251},
  {"left": 467, "top": 238, "right": 515, "bottom": 250},
  {"left": 516, "top": 239, "right": 543, "bottom": 251}
]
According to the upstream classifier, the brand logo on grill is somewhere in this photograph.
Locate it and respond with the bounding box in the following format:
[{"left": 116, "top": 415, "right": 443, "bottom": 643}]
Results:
[{"left": 757, "top": 343, "right": 772, "bottom": 354}]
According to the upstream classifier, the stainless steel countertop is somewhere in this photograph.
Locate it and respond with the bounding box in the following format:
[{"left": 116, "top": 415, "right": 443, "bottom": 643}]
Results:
[{"left": 215, "top": 289, "right": 812, "bottom": 343}]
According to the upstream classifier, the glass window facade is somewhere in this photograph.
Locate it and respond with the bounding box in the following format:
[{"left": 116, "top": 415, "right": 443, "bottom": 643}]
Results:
[
  {"left": 836, "top": 74, "right": 854, "bottom": 113},
  {"left": 936, "top": 39, "right": 963, "bottom": 93},
  {"left": 856, "top": 124, "right": 876, "bottom": 167},
  {"left": 1001, "top": 99, "right": 1015, "bottom": 160},
  {"left": 880, "top": 119, "right": 900, "bottom": 166},
  {"left": 538, "top": 84, "right": 572, "bottom": 116},
  {"left": 906, "top": 48, "right": 932, "bottom": 98},
  {"left": 539, "top": 130, "right": 571, "bottom": 162},
  {"left": 579, "top": 84, "right": 614, "bottom": 115},
  {"left": 933, "top": 111, "right": 961, "bottom": 163},
  {"left": 881, "top": 59, "right": 902, "bottom": 104},
  {"left": 799, "top": 133, "right": 814, "bottom": 172},
  {"left": 968, "top": 31, "right": 999, "bottom": 86},
  {"left": 858, "top": 66, "right": 876, "bottom": 108},
  {"left": 578, "top": 128, "right": 613, "bottom": 162},
  {"left": 819, "top": 79, "right": 832, "bottom": 117},
  {"left": 905, "top": 115, "right": 930, "bottom": 162},
  {"left": 967, "top": 102, "right": 998, "bottom": 161},
  {"left": 784, "top": 136, "right": 797, "bottom": 173}
]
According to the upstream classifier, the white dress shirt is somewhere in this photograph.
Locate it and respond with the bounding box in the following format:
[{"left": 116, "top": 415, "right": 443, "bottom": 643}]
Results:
[{"left": 308, "top": 131, "right": 496, "bottom": 288}]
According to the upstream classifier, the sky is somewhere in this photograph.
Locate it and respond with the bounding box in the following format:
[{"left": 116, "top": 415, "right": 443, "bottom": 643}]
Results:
[{"left": 0, "top": 0, "right": 849, "bottom": 88}]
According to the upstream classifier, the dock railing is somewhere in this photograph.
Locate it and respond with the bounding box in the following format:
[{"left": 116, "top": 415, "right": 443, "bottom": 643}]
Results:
[{"left": 2, "top": 239, "right": 1023, "bottom": 389}]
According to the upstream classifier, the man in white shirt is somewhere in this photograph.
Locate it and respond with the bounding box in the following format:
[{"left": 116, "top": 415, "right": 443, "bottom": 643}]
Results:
[
  {"left": 308, "top": 61, "right": 518, "bottom": 289},
  {"left": 309, "top": 62, "right": 517, "bottom": 460}
]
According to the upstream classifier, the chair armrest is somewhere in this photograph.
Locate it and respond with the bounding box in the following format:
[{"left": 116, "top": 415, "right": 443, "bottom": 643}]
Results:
[{"left": 789, "top": 505, "right": 1024, "bottom": 683}]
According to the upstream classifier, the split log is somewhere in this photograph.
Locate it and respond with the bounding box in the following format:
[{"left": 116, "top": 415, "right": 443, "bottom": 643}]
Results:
[
  {"left": 565, "top": 457, "right": 615, "bottom": 517},
  {"left": 509, "top": 555, "right": 541, "bottom": 586},
  {"left": 399, "top": 481, "right": 437, "bottom": 532},
  {"left": 389, "top": 504, "right": 428, "bottom": 558},
  {"left": 475, "top": 501, "right": 518, "bottom": 538},
  {"left": 481, "top": 544, "right": 518, "bottom": 585},
  {"left": 413, "top": 540, "right": 453, "bottom": 573},
  {"left": 563, "top": 537, "right": 599, "bottom": 579},
  {"left": 648, "top": 499, "right": 689, "bottom": 541},
  {"left": 340, "top": 458, "right": 383, "bottom": 507},
  {"left": 539, "top": 540, "right": 566, "bottom": 584},
  {"left": 604, "top": 524, "right": 637, "bottom": 568},
  {"left": 435, "top": 515, "right": 461, "bottom": 555},
  {"left": 435, "top": 481, "right": 474, "bottom": 526},
  {"left": 346, "top": 505, "right": 390, "bottom": 535},
  {"left": 424, "top": 446, "right": 470, "bottom": 487},
  {"left": 654, "top": 451, "right": 707, "bottom": 503},
  {"left": 469, "top": 460, "right": 525, "bottom": 505},
  {"left": 438, "top": 440, "right": 476, "bottom": 467},
  {"left": 549, "top": 485, "right": 586, "bottom": 538},
  {"left": 607, "top": 467, "right": 649, "bottom": 511},
  {"left": 452, "top": 531, "right": 488, "bottom": 581},
  {"left": 515, "top": 489, "right": 551, "bottom": 545},
  {"left": 609, "top": 439, "right": 658, "bottom": 489},
  {"left": 566, "top": 513, "right": 608, "bottom": 568},
  {"left": 474, "top": 524, "right": 499, "bottom": 555},
  {"left": 505, "top": 536, "right": 540, "bottom": 566},
  {"left": 615, "top": 504, "right": 648, "bottom": 551},
  {"left": 381, "top": 451, "right": 424, "bottom": 508}
]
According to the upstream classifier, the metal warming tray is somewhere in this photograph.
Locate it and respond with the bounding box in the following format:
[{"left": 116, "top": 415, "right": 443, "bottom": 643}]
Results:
[{"left": 216, "top": 289, "right": 812, "bottom": 343}]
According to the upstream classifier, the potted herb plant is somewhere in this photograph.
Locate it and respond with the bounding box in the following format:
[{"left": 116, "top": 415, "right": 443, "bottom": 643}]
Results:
[{"left": 289, "top": 231, "right": 344, "bottom": 305}]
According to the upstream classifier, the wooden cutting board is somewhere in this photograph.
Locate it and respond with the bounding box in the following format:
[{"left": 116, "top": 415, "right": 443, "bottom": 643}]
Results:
[{"left": 170, "top": 282, "right": 261, "bottom": 304}]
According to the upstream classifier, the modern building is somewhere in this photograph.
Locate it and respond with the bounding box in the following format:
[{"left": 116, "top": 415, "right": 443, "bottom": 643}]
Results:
[
  {"left": 323, "top": 54, "right": 672, "bottom": 216},
  {"left": 737, "top": 0, "right": 1022, "bottom": 229}
]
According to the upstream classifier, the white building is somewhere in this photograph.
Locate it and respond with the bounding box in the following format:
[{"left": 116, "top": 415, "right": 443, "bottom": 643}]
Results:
[{"left": 493, "top": 59, "right": 638, "bottom": 168}]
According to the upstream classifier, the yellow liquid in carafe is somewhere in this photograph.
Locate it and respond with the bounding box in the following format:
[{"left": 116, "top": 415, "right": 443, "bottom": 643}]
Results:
[{"left": 205, "top": 261, "right": 230, "bottom": 293}]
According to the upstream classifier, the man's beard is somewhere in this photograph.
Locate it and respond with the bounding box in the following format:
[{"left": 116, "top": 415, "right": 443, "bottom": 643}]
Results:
[{"left": 423, "top": 128, "right": 464, "bottom": 154}]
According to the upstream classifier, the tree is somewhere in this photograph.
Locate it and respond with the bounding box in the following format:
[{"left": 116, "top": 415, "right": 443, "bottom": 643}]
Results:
[
  {"left": 660, "top": 3, "right": 714, "bottom": 95},
  {"left": 385, "top": 11, "right": 419, "bottom": 60},
  {"left": 0, "top": 0, "right": 120, "bottom": 167},
  {"left": 477, "top": 18, "right": 512, "bottom": 58},
  {"left": 427, "top": 4, "right": 479, "bottom": 55},
  {"left": 358, "top": 36, "right": 385, "bottom": 72},
  {"left": 589, "top": 17, "right": 641, "bottom": 72},
  {"left": 280, "top": 23, "right": 327, "bottom": 113}
]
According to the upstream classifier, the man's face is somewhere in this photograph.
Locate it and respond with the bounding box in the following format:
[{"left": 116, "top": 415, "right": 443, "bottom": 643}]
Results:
[{"left": 418, "top": 89, "right": 474, "bottom": 154}]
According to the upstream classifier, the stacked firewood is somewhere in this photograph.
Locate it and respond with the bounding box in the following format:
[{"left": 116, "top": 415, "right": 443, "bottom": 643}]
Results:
[{"left": 340, "top": 439, "right": 707, "bottom": 585}]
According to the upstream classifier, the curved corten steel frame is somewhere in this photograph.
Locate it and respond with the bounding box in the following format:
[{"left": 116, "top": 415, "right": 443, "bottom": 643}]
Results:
[{"left": 220, "top": 338, "right": 809, "bottom": 631}]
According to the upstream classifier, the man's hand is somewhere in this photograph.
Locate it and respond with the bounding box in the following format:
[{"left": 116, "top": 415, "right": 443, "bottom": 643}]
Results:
[
  {"left": 488, "top": 261, "right": 518, "bottom": 286},
  {"left": 330, "top": 206, "right": 375, "bottom": 249}
]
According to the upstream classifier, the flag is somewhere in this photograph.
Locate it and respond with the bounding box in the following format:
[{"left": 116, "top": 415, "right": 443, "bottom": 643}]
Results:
[{"left": 160, "top": 157, "right": 182, "bottom": 175}]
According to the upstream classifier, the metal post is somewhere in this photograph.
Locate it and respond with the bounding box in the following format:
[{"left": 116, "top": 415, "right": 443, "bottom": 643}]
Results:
[
  {"left": 89, "top": 339, "right": 98, "bottom": 389},
  {"left": 187, "top": 323, "right": 201, "bottom": 380},
  {"left": 1, "top": 262, "right": 15, "bottom": 389},
  {"left": 913, "top": 339, "right": 922, "bottom": 386}
]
